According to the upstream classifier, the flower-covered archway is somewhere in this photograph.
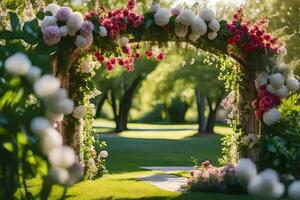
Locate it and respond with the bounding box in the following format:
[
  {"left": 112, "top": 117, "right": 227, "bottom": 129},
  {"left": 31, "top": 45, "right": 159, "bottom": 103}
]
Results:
[{"left": 1, "top": 0, "right": 299, "bottom": 199}]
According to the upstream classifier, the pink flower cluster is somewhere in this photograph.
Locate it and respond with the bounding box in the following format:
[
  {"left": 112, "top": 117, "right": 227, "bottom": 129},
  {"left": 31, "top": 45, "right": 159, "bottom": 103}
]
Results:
[
  {"left": 226, "top": 7, "right": 279, "bottom": 53},
  {"left": 252, "top": 86, "right": 281, "bottom": 119}
]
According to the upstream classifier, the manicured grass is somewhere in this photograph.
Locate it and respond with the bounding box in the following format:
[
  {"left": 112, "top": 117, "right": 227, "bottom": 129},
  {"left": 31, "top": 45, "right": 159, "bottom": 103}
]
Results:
[{"left": 22, "top": 120, "right": 265, "bottom": 199}]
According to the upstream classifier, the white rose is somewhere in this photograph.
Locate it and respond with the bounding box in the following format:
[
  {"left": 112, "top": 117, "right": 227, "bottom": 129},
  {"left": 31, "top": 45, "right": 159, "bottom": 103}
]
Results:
[
  {"left": 191, "top": 16, "right": 207, "bottom": 36},
  {"left": 72, "top": 105, "right": 87, "bottom": 119},
  {"left": 208, "top": 19, "right": 220, "bottom": 32},
  {"left": 30, "top": 117, "right": 52, "bottom": 136},
  {"left": 99, "top": 26, "right": 107, "bottom": 37},
  {"left": 236, "top": 158, "right": 257, "bottom": 181},
  {"left": 189, "top": 33, "right": 200, "bottom": 41},
  {"left": 255, "top": 72, "right": 269, "bottom": 88},
  {"left": 40, "top": 127, "right": 63, "bottom": 154},
  {"left": 45, "top": 3, "right": 60, "bottom": 16},
  {"left": 48, "top": 167, "right": 70, "bottom": 185},
  {"left": 263, "top": 108, "right": 281, "bottom": 126},
  {"left": 41, "top": 16, "right": 57, "bottom": 33},
  {"left": 276, "top": 85, "right": 289, "bottom": 98},
  {"left": 48, "top": 98, "right": 74, "bottom": 115},
  {"left": 26, "top": 66, "right": 42, "bottom": 82},
  {"left": 175, "top": 9, "right": 195, "bottom": 26},
  {"left": 34, "top": 75, "right": 60, "bottom": 98},
  {"left": 199, "top": 8, "right": 216, "bottom": 22},
  {"left": 150, "top": 2, "right": 161, "bottom": 12},
  {"left": 67, "top": 12, "right": 83, "bottom": 36},
  {"left": 175, "top": 24, "right": 188, "bottom": 38},
  {"left": 269, "top": 73, "right": 285, "bottom": 89},
  {"left": 59, "top": 25, "right": 68, "bottom": 37},
  {"left": 45, "top": 110, "right": 64, "bottom": 122},
  {"left": 288, "top": 181, "right": 300, "bottom": 200},
  {"left": 208, "top": 32, "right": 217, "bottom": 40},
  {"left": 266, "top": 84, "right": 277, "bottom": 94},
  {"left": 286, "top": 77, "right": 299, "bottom": 92},
  {"left": 119, "top": 36, "right": 129, "bottom": 47},
  {"left": 100, "top": 150, "right": 108, "bottom": 158},
  {"left": 154, "top": 8, "right": 171, "bottom": 27},
  {"left": 48, "top": 146, "right": 76, "bottom": 168},
  {"left": 4, "top": 53, "right": 31, "bottom": 76}
]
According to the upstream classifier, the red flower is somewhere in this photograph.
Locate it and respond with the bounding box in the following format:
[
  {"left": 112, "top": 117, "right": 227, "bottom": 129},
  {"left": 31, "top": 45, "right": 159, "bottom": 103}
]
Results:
[
  {"left": 118, "top": 59, "right": 125, "bottom": 66},
  {"left": 156, "top": 52, "right": 165, "bottom": 61},
  {"left": 135, "top": 51, "right": 141, "bottom": 59},
  {"left": 145, "top": 50, "right": 153, "bottom": 58},
  {"left": 202, "top": 160, "right": 211, "bottom": 168}
]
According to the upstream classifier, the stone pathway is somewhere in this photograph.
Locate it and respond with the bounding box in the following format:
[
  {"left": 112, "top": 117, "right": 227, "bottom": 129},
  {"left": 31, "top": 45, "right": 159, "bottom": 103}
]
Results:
[{"left": 139, "top": 166, "right": 193, "bottom": 192}]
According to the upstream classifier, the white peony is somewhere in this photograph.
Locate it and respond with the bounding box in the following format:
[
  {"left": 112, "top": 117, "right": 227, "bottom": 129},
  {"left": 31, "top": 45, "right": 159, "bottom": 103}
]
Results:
[
  {"left": 154, "top": 8, "right": 171, "bottom": 27},
  {"left": 208, "top": 32, "right": 218, "bottom": 40},
  {"left": 260, "top": 169, "right": 279, "bottom": 183},
  {"left": 236, "top": 158, "right": 257, "bottom": 181},
  {"left": 255, "top": 72, "right": 269, "bottom": 88},
  {"left": 99, "top": 150, "right": 108, "bottom": 158},
  {"left": 208, "top": 19, "right": 220, "bottom": 32},
  {"left": 150, "top": 2, "right": 161, "bottom": 12},
  {"left": 40, "top": 127, "right": 63, "bottom": 154},
  {"left": 119, "top": 36, "right": 129, "bottom": 47},
  {"left": 30, "top": 117, "right": 52, "bottom": 136},
  {"left": 59, "top": 25, "right": 68, "bottom": 37},
  {"left": 48, "top": 167, "right": 70, "bottom": 185},
  {"left": 4, "top": 53, "right": 31, "bottom": 76},
  {"left": 99, "top": 26, "right": 107, "bottom": 37},
  {"left": 45, "top": 3, "right": 60, "bottom": 16},
  {"left": 189, "top": 33, "right": 201, "bottom": 41},
  {"left": 75, "top": 34, "right": 93, "bottom": 48},
  {"left": 286, "top": 77, "right": 299, "bottom": 92},
  {"left": 199, "top": 8, "right": 216, "bottom": 22},
  {"left": 67, "top": 12, "right": 83, "bottom": 36},
  {"left": 175, "top": 9, "right": 195, "bottom": 26},
  {"left": 53, "top": 98, "right": 74, "bottom": 115},
  {"left": 269, "top": 73, "right": 285, "bottom": 89},
  {"left": 72, "top": 105, "right": 87, "bottom": 119},
  {"left": 266, "top": 84, "right": 277, "bottom": 94},
  {"left": 34, "top": 75, "right": 60, "bottom": 98},
  {"left": 276, "top": 85, "right": 289, "bottom": 98},
  {"left": 263, "top": 108, "right": 281, "bottom": 126},
  {"left": 48, "top": 146, "right": 76, "bottom": 168},
  {"left": 26, "top": 66, "right": 42, "bottom": 82},
  {"left": 288, "top": 181, "right": 300, "bottom": 200},
  {"left": 45, "top": 110, "right": 64, "bottom": 122},
  {"left": 41, "top": 16, "right": 57, "bottom": 33},
  {"left": 175, "top": 24, "right": 188, "bottom": 38},
  {"left": 191, "top": 16, "right": 207, "bottom": 36}
]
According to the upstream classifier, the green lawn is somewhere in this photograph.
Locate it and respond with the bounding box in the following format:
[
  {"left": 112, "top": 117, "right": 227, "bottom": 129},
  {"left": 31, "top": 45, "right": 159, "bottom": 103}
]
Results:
[{"left": 24, "top": 120, "right": 260, "bottom": 199}]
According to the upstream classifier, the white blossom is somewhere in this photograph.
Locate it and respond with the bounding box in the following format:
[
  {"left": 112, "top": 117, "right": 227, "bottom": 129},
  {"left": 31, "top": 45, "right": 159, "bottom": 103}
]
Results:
[
  {"left": 34, "top": 75, "right": 60, "bottom": 98},
  {"left": 276, "top": 85, "right": 289, "bottom": 98},
  {"left": 59, "top": 25, "right": 68, "bottom": 37},
  {"left": 26, "top": 66, "right": 42, "bottom": 82},
  {"left": 41, "top": 16, "right": 57, "bottom": 33},
  {"left": 266, "top": 84, "right": 277, "bottom": 94},
  {"left": 175, "top": 24, "right": 188, "bottom": 38},
  {"left": 48, "top": 167, "right": 70, "bottom": 185},
  {"left": 48, "top": 146, "right": 76, "bottom": 168},
  {"left": 99, "top": 26, "right": 107, "bottom": 37},
  {"left": 255, "top": 72, "right": 269, "bottom": 88},
  {"left": 189, "top": 33, "right": 200, "bottom": 41},
  {"left": 208, "top": 19, "right": 220, "bottom": 32},
  {"left": 199, "top": 8, "right": 216, "bottom": 22},
  {"left": 288, "top": 181, "right": 300, "bottom": 200},
  {"left": 175, "top": 9, "right": 195, "bottom": 26},
  {"left": 208, "top": 32, "right": 218, "bottom": 40},
  {"left": 72, "top": 105, "right": 87, "bottom": 119},
  {"left": 67, "top": 12, "right": 83, "bottom": 36},
  {"left": 286, "top": 77, "right": 299, "bottom": 92},
  {"left": 45, "top": 3, "right": 60, "bottom": 16},
  {"left": 30, "top": 117, "right": 52, "bottom": 136},
  {"left": 191, "top": 16, "right": 207, "bottom": 36},
  {"left": 81, "top": 61, "right": 95, "bottom": 73},
  {"left": 278, "top": 46, "right": 287, "bottom": 57},
  {"left": 154, "top": 8, "right": 171, "bottom": 27},
  {"left": 4, "top": 53, "right": 31, "bottom": 76},
  {"left": 75, "top": 34, "right": 93, "bottom": 48},
  {"left": 56, "top": 6, "right": 73, "bottom": 22},
  {"left": 100, "top": 150, "right": 108, "bottom": 158},
  {"left": 150, "top": 2, "right": 161, "bottom": 12},
  {"left": 263, "top": 108, "right": 281, "bottom": 126},
  {"left": 40, "top": 127, "right": 63, "bottom": 154},
  {"left": 236, "top": 158, "right": 257, "bottom": 181},
  {"left": 269, "top": 73, "right": 285, "bottom": 89},
  {"left": 119, "top": 36, "right": 129, "bottom": 47},
  {"left": 45, "top": 110, "right": 64, "bottom": 122}
]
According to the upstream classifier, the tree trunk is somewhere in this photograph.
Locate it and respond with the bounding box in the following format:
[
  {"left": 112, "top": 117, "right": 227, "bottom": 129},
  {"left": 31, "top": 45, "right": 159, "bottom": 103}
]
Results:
[
  {"left": 115, "top": 76, "right": 141, "bottom": 133},
  {"left": 95, "top": 92, "right": 107, "bottom": 117},
  {"left": 204, "top": 94, "right": 223, "bottom": 134},
  {"left": 196, "top": 88, "right": 206, "bottom": 133}
]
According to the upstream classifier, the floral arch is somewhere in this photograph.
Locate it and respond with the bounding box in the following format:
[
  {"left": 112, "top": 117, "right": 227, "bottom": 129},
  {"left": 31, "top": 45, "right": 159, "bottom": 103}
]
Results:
[{"left": 1, "top": 0, "right": 299, "bottom": 198}]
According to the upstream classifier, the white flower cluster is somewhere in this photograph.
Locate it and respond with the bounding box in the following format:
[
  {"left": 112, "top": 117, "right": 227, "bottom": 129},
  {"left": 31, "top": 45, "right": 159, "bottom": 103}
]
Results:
[
  {"left": 241, "top": 133, "right": 258, "bottom": 148},
  {"left": 4, "top": 52, "right": 83, "bottom": 185},
  {"left": 255, "top": 71, "right": 299, "bottom": 126},
  {"left": 41, "top": 3, "right": 94, "bottom": 49},
  {"left": 236, "top": 158, "right": 300, "bottom": 199}
]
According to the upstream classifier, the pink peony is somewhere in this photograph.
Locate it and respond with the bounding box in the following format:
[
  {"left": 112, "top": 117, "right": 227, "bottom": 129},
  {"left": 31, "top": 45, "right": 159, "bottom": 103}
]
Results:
[
  {"left": 170, "top": 8, "right": 181, "bottom": 16},
  {"left": 80, "top": 21, "right": 94, "bottom": 37},
  {"left": 43, "top": 25, "right": 61, "bottom": 46}
]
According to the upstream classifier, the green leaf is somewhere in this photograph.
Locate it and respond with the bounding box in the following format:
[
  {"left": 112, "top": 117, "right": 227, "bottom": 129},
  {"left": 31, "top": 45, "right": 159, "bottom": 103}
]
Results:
[
  {"left": 145, "top": 19, "right": 153, "bottom": 29},
  {"left": 8, "top": 12, "right": 20, "bottom": 31},
  {"left": 267, "top": 144, "right": 277, "bottom": 153},
  {"left": 23, "top": 19, "right": 41, "bottom": 45},
  {"left": 36, "top": 11, "right": 45, "bottom": 20}
]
